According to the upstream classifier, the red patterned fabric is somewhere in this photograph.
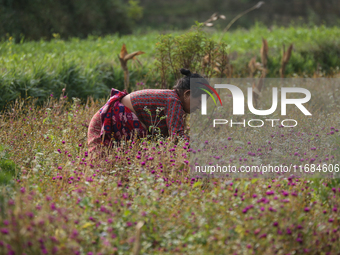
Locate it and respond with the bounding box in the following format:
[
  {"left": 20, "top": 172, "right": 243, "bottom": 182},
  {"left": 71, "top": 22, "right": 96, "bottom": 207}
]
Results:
[
  {"left": 87, "top": 88, "right": 146, "bottom": 153},
  {"left": 130, "top": 89, "right": 189, "bottom": 141},
  {"left": 87, "top": 88, "right": 189, "bottom": 153}
]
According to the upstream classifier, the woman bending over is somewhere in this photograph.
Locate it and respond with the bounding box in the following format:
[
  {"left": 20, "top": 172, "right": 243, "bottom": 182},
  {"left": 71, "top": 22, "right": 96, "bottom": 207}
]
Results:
[{"left": 87, "top": 68, "right": 208, "bottom": 153}]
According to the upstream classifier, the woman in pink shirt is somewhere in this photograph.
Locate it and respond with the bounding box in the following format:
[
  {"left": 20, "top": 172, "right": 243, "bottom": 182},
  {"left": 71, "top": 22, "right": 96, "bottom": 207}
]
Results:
[{"left": 87, "top": 68, "right": 208, "bottom": 153}]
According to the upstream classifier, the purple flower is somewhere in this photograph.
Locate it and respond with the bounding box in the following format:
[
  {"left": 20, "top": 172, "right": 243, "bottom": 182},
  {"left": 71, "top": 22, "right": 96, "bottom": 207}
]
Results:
[
  {"left": 296, "top": 237, "right": 303, "bottom": 243},
  {"left": 286, "top": 228, "right": 292, "bottom": 235},
  {"left": 50, "top": 203, "right": 56, "bottom": 211},
  {"left": 71, "top": 229, "right": 78, "bottom": 238},
  {"left": 282, "top": 191, "right": 289, "bottom": 197},
  {"left": 304, "top": 207, "right": 310, "bottom": 212},
  {"left": 266, "top": 190, "right": 274, "bottom": 195},
  {"left": 0, "top": 228, "right": 9, "bottom": 235}
]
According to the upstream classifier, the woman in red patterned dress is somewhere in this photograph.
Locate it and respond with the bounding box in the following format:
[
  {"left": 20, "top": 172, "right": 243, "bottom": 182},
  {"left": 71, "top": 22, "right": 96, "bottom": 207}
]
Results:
[{"left": 87, "top": 68, "right": 208, "bottom": 153}]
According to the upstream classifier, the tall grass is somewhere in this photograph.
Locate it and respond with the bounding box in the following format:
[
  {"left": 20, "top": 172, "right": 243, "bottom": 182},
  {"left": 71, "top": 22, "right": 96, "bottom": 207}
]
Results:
[{"left": 0, "top": 87, "right": 339, "bottom": 254}]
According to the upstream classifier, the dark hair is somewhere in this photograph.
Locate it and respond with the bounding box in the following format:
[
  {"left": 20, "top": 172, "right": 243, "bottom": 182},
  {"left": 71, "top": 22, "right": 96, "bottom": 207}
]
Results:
[{"left": 173, "top": 68, "right": 210, "bottom": 98}]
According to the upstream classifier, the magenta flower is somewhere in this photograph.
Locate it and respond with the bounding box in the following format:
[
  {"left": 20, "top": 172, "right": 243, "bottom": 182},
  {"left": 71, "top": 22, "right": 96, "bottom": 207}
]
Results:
[
  {"left": 0, "top": 228, "right": 9, "bottom": 235},
  {"left": 50, "top": 203, "right": 56, "bottom": 211},
  {"left": 282, "top": 191, "right": 289, "bottom": 197},
  {"left": 266, "top": 190, "right": 274, "bottom": 195}
]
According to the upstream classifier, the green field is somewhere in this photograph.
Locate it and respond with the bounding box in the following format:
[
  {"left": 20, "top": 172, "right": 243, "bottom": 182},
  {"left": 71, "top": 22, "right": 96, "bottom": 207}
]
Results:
[
  {"left": 0, "top": 25, "right": 340, "bottom": 254},
  {"left": 1, "top": 24, "right": 340, "bottom": 110}
]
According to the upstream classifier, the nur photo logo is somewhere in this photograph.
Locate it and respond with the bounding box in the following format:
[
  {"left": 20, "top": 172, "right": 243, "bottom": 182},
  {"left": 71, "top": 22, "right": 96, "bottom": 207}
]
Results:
[{"left": 199, "top": 82, "right": 312, "bottom": 128}]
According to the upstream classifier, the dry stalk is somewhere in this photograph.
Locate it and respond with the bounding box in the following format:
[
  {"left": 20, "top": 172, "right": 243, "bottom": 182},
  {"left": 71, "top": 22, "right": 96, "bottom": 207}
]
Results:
[
  {"left": 132, "top": 221, "right": 144, "bottom": 255},
  {"left": 219, "top": 1, "right": 265, "bottom": 42},
  {"left": 118, "top": 44, "right": 145, "bottom": 91},
  {"left": 260, "top": 37, "right": 268, "bottom": 68},
  {"left": 279, "top": 44, "right": 293, "bottom": 78},
  {"left": 250, "top": 38, "right": 268, "bottom": 107}
]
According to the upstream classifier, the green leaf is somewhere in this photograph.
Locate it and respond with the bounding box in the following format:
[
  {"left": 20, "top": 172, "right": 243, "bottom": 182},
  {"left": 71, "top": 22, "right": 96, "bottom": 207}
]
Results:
[
  {"left": 193, "top": 181, "right": 202, "bottom": 188},
  {"left": 123, "top": 210, "right": 131, "bottom": 217},
  {"left": 68, "top": 114, "right": 72, "bottom": 122}
]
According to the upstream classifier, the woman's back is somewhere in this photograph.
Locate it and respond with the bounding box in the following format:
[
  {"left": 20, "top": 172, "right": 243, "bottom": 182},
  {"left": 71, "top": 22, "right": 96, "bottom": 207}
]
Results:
[{"left": 130, "top": 89, "right": 187, "bottom": 139}]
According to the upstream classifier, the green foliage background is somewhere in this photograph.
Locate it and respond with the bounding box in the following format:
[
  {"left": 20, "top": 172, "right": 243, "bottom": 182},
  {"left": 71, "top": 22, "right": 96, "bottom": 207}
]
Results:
[{"left": 1, "top": 24, "right": 340, "bottom": 111}]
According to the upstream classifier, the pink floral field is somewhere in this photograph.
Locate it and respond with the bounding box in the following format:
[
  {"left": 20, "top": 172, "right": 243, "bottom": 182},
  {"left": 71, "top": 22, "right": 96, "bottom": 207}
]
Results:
[{"left": 0, "top": 93, "right": 339, "bottom": 255}]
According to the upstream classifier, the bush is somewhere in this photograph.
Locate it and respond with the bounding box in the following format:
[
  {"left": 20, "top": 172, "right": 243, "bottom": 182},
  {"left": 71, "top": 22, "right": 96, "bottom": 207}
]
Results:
[{"left": 155, "top": 23, "right": 230, "bottom": 88}]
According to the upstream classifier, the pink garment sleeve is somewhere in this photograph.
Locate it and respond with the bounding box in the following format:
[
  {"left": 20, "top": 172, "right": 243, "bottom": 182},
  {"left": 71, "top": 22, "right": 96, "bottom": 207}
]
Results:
[{"left": 166, "top": 98, "right": 190, "bottom": 141}]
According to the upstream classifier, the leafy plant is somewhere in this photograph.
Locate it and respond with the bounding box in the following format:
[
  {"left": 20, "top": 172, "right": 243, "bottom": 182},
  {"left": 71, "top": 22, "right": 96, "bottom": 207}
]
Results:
[
  {"left": 155, "top": 23, "right": 231, "bottom": 88},
  {"left": 0, "top": 145, "right": 19, "bottom": 185}
]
